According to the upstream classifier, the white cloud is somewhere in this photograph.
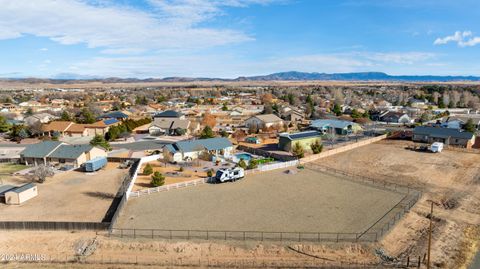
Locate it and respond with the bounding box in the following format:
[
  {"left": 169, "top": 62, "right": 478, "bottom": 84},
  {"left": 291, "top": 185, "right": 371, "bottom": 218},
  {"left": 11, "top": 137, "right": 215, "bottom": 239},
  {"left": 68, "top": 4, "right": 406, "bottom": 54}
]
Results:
[
  {"left": 434, "top": 31, "right": 480, "bottom": 47},
  {"left": 39, "top": 48, "right": 48, "bottom": 51},
  {"left": 0, "top": 0, "right": 273, "bottom": 53},
  {"left": 65, "top": 51, "right": 437, "bottom": 78}
]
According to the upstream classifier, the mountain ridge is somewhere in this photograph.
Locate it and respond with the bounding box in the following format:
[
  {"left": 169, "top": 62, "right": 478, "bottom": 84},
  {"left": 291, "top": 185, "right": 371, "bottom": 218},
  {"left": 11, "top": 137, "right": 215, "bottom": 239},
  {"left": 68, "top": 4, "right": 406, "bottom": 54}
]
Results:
[{"left": 2, "top": 71, "right": 480, "bottom": 83}]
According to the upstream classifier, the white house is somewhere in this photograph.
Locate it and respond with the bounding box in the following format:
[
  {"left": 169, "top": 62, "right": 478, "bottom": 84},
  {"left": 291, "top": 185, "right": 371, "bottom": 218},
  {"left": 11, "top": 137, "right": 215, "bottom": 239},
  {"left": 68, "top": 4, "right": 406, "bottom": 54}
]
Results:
[{"left": 163, "top": 137, "right": 233, "bottom": 163}]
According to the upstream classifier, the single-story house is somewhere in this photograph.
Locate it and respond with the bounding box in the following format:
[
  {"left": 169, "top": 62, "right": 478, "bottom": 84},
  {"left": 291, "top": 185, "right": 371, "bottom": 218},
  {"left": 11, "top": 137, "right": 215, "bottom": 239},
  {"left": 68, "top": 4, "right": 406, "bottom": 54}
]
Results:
[
  {"left": 4, "top": 183, "right": 38, "bottom": 205},
  {"left": 244, "top": 114, "right": 284, "bottom": 131},
  {"left": 98, "top": 111, "right": 129, "bottom": 121},
  {"left": 20, "top": 141, "right": 107, "bottom": 167},
  {"left": 149, "top": 118, "right": 191, "bottom": 136},
  {"left": 310, "top": 119, "right": 362, "bottom": 135},
  {"left": 412, "top": 126, "right": 475, "bottom": 148},
  {"left": 441, "top": 116, "right": 480, "bottom": 130},
  {"left": 378, "top": 111, "right": 412, "bottom": 124},
  {"left": 24, "top": 113, "right": 57, "bottom": 126},
  {"left": 153, "top": 110, "right": 185, "bottom": 119},
  {"left": 163, "top": 137, "right": 233, "bottom": 163},
  {"left": 42, "top": 121, "right": 75, "bottom": 137},
  {"left": 278, "top": 131, "right": 322, "bottom": 152}
]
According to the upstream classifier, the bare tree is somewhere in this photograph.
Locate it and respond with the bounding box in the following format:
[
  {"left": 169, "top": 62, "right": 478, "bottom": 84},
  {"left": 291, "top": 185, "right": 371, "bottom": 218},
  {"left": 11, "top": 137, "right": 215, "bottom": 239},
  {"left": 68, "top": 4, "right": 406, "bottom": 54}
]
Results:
[{"left": 32, "top": 165, "right": 55, "bottom": 183}]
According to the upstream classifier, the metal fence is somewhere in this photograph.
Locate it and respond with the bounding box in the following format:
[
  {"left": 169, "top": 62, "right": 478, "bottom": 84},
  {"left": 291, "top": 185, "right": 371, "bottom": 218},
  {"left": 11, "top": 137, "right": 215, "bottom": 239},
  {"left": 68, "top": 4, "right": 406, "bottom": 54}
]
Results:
[
  {"left": 0, "top": 221, "right": 109, "bottom": 231},
  {"left": 304, "top": 162, "right": 420, "bottom": 194},
  {"left": 109, "top": 228, "right": 379, "bottom": 243},
  {"left": 303, "top": 163, "right": 422, "bottom": 241}
]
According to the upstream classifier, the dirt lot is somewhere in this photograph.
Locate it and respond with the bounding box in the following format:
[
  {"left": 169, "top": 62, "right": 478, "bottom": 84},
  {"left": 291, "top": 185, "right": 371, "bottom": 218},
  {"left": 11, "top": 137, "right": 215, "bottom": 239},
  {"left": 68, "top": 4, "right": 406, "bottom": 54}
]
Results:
[
  {"left": 133, "top": 161, "right": 208, "bottom": 191},
  {"left": 118, "top": 168, "right": 404, "bottom": 233},
  {"left": 0, "top": 230, "right": 378, "bottom": 268},
  {"left": 318, "top": 140, "right": 480, "bottom": 268},
  {"left": 0, "top": 162, "right": 126, "bottom": 222}
]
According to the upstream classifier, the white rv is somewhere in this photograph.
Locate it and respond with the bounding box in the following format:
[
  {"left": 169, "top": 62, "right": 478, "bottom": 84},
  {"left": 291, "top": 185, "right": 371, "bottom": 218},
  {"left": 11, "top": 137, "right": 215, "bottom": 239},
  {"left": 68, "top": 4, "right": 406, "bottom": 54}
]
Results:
[
  {"left": 215, "top": 168, "right": 245, "bottom": 183},
  {"left": 429, "top": 142, "right": 444, "bottom": 153}
]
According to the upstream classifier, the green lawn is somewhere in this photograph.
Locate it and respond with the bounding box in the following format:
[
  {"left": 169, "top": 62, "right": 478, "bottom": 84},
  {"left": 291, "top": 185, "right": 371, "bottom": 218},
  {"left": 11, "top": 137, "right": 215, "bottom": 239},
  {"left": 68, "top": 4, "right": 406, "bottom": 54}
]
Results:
[{"left": 0, "top": 163, "right": 28, "bottom": 174}]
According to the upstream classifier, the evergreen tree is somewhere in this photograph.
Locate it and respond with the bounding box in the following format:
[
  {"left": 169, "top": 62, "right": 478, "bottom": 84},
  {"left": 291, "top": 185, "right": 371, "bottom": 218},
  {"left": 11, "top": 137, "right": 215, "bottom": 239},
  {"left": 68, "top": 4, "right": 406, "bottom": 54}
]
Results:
[
  {"left": 151, "top": 171, "right": 165, "bottom": 187},
  {"left": 199, "top": 126, "right": 215, "bottom": 139},
  {"left": 143, "top": 163, "right": 153, "bottom": 175},
  {"left": 90, "top": 134, "right": 111, "bottom": 151}
]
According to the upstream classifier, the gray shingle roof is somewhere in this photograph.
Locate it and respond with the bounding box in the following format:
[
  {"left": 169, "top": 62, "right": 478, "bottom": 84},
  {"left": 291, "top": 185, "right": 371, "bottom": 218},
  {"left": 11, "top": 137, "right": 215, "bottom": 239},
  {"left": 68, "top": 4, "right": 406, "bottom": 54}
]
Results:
[
  {"left": 169, "top": 137, "right": 233, "bottom": 153},
  {"left": 154, "top": 110, "right": 184, "bottom": 118},
  {"left": 151, "top": 118, "right": 190, "bottom": 129},
  {"left": 0, "top": 185, "right": 16, "bottom": 195},
  {"left": 49, "top": 144, "right": 94, "bottom": 159},
  {"left": 413, "top": 126, "right": 474, "bottom": 139},
  {"left": 279, "top": 131, "right": 321, "bottom": 141},
  {"left": 20, "top": 141, "right": 63, "bottom": 158},
  {"left": 9, "top": 183, "right": 36, "bottom": 193},
  {"left": 310, "top": 119, "right": 355, "bottom": 129}
]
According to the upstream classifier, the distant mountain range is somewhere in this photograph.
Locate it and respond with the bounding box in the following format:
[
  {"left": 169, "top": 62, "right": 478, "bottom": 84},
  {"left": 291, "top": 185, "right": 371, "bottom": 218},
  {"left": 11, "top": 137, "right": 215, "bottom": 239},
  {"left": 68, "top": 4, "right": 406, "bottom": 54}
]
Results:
[{"left": 2, "top": 71, "right": 480, "bottom": 83}]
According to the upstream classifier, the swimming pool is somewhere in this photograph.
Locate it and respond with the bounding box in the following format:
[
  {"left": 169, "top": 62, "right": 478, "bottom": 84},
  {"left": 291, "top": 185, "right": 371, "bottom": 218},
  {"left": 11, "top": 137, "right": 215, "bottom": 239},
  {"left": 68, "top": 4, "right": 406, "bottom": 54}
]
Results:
[{"left": 234, "top": 153, "right": 253, "bottom": 162}]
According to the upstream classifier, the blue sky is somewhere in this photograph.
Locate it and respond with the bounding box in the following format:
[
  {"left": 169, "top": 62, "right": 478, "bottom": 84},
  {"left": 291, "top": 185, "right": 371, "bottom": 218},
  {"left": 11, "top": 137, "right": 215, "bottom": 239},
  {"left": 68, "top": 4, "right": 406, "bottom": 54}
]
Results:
[{"left": 0, "top": 0, "right": 479, "bottom": 78}]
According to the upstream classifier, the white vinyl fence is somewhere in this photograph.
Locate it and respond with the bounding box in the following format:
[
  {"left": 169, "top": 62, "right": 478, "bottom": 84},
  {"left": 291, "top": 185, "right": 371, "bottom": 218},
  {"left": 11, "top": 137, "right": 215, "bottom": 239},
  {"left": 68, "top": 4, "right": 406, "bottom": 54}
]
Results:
[
  {"left": 245, "top": 160, "right": 299, "bottom": 175},
  {"left": 129, "top": 177, "right": 208, "bottom": 198}
]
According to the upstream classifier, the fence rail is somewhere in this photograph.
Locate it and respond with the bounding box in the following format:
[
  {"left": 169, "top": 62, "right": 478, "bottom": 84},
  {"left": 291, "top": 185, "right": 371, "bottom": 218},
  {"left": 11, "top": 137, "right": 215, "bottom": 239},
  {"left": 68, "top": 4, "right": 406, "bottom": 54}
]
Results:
[
  {"left": 109, "top": 228, "right": 378, "bottom": 243},
  {"left": 129, "top": 177, "right": 209, "bottom": 198},
  {"left": 0, "top": 221, "right": 109, "bottom": 231},
  {"left": 304, "top": 162, "right": 418, "bottom": 194}
]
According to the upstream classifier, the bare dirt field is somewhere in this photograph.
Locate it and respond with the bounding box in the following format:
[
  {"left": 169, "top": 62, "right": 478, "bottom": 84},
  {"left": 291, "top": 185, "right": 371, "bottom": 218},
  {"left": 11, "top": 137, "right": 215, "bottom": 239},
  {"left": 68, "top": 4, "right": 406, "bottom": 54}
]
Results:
[
  {"left": 117, "top": 168, "right": 404, "bottom": 234},
  {"left": 0, "top": 230, "right": 379, "bottom": 268},
  {"left": 317, "top": 140, "right": 480, "bottom": 268},
  {"left": 0, "top": 162, "right": 126, "bottom": 222}
]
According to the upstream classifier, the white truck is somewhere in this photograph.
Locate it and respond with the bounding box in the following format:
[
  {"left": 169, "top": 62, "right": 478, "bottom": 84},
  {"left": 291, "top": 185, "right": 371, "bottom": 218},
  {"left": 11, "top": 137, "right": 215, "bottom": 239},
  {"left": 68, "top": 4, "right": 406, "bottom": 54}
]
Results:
[
  {"left": 429, "top": 142, "right": 444, "bottom": 153},
  {"left": 215, "top": 167, "right": 245, "bottom": 183}
]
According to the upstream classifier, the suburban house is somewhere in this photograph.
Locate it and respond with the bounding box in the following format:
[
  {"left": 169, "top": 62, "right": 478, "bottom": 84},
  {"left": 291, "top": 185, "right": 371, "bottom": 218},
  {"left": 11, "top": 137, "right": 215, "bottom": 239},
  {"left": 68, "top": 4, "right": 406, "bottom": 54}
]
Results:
[
  {"left": 148, "top": 118, "right": 191, "bottom": 136},
  {"left": 98, "top": 111, "right": 129, "bottom": 121},
  {"left": 153, "top": 110, "right": 185, "bottom": 120},
  {"left": 377, "top": 111, "right": 412, "bottom": 124},
  {"left": 42, "top": 121, "right": 74, "bottom": 137},
  {"left": 278, "top": 131, "right": 322, "bottom": 152},
  {"left": 24, "top": 113, "right": 57, "bottom": 126},
  {"left": 441, "top": 115, "right": 480, "bottom": 130},
  {"left": 244, "top": 114, "right": 284, "bottom": 131},
  {"left": 412, "top": 126, "right": 476, "bottom": 148},
  {"left": 163, "top": 137, "right": 233, "bottom": 163},
  {"left": 20, "top": 141, "right": 107, "bottom": 167},
  {"left": 42, "top": 119, "right": 119, "bottom": 137},
  {"left": 310, "top": 119, "right": 362, "bottom": 135}
]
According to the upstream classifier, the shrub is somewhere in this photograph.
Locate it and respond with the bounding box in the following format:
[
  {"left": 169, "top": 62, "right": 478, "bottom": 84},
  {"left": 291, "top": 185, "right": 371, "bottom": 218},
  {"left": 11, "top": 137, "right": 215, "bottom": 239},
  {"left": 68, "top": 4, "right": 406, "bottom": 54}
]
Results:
[
  {"left": 151, "top": 171, "right": 165, "bottom": 187},
  {"left": 207, "top": 169, "right": 214, "bottom": 177},
  {"left": 179, "top": 166, "right": 184, "bottom": 172},
  {"left": 247, "top": 159, "right": 258, "bottom": 170},
  {"left": 310, "top": 140, "right": 323, "bottom": 154},
  {"left": 292, "top": 142, "right": 304, "bottom": 158},
  {"left": 238, "top": 159, "right": 247, "bottom": 169},
  {"left": 143, "top": 163, "right": 153, "bottom": 175}
]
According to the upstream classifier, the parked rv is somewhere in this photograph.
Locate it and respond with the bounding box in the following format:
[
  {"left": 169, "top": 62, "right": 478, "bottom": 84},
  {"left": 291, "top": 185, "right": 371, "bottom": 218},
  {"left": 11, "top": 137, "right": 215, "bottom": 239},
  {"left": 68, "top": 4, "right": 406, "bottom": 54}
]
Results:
[
  {"left": 215, "top": 167, "right": 245, "bottom": 183},
  {"left": 429, "top": 142, "right": 444, "bottom": 153}
]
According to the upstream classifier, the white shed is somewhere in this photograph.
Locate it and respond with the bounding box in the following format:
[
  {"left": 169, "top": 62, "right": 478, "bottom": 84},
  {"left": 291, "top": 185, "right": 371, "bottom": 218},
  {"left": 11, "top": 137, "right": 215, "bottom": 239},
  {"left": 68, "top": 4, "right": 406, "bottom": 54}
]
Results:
[{"left": 5, "top": 183, "right": 38, "bottom": 205}]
